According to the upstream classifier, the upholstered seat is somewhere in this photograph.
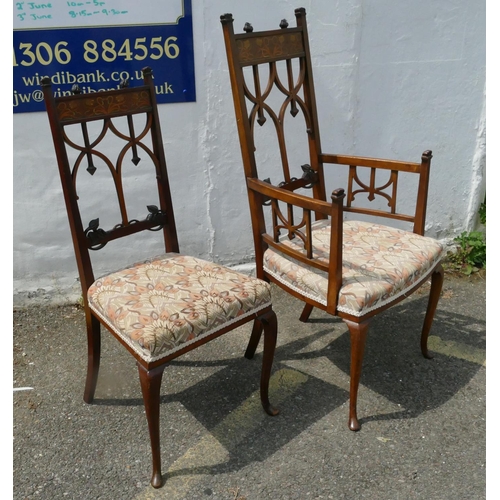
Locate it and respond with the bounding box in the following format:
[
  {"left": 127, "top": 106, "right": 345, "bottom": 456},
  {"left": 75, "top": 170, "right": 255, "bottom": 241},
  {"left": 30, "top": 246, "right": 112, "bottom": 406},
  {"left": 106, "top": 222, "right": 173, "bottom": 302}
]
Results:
[
  {"left": 264, "top": 220, "right": 444, "bottom": 317},
  {"left": 88, "top": 254, "right": 272, "bottom": 362}
]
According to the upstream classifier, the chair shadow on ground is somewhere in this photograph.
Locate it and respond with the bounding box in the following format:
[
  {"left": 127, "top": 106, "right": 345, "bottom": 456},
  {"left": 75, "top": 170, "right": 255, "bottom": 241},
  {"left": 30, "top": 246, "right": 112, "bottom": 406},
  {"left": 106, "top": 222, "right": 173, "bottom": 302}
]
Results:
[
  {"left": 294, "top": 294, "right": 485, "bottom": 427},
  {"left": 93, "top": 293, "right": 484, "bottom": 483}
]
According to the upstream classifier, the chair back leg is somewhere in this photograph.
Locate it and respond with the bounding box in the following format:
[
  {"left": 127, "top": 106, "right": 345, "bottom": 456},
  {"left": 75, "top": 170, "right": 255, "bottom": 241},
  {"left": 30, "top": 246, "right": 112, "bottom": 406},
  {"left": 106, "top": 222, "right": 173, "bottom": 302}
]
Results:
[
  {"left": 421, "top": 263, "right": 445, "bottom": 359},
  {"left": 245, "top": 319, "right": 264, "bottom": 360},
  {"left": 299, "top": 303, "right": 315, "bottom": 323},
  {"left": 83, "top": 312, "right": 101, "bottom": 404},
  {"left": 138, "top": 364, "right": 166, "bottom": 488}
]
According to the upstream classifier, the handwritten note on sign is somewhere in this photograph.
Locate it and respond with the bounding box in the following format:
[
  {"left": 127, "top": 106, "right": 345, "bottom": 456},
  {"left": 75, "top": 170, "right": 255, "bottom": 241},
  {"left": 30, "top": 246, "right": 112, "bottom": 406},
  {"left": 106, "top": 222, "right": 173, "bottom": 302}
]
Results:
[
  {"left": 14, "top": 1, "right": 183, "bottom": 29},
  {"left": 13, "top": 0, "right": 195, "bottom": 113}
]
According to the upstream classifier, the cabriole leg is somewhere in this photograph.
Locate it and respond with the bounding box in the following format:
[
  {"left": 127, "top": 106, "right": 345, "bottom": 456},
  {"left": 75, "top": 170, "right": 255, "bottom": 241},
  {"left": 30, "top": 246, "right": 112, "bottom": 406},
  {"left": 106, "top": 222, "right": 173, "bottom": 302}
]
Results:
[
  {"left": 421, "top": 263, "right": 444, "bottom": 359},
  {"left": 259, "top": 310, "right": 280, "bottom": 416},
  {"left": 138, "top": 364, "right": 165, "bottom": 489},
  {"left": 343, "top": 318, "right": 370, "bottom": 431}
]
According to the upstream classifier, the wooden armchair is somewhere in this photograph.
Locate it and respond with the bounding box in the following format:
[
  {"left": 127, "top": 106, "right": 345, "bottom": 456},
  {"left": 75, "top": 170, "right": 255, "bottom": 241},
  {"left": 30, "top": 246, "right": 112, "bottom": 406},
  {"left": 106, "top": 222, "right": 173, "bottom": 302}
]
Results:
[
  {"left": 41, "top": 67, "right": 279, "bottom": 488},
  {"left": 221, "top": 8, "right": 444, "bottom": 431}
]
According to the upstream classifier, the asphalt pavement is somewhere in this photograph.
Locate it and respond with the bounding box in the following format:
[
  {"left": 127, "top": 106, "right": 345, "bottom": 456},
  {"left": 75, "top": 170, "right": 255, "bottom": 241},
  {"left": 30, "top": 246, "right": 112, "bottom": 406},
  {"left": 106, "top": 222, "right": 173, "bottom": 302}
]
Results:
[{"left": 13, "top": 271, "right": 486, "bottom": 499}]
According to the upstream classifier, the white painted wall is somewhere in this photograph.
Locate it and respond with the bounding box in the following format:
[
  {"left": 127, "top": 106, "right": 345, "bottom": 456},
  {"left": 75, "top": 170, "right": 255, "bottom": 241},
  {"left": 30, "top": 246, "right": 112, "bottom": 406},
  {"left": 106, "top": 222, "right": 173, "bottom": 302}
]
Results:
[{"left": 13, "top": 0, "right": 486, "bottom": 304}]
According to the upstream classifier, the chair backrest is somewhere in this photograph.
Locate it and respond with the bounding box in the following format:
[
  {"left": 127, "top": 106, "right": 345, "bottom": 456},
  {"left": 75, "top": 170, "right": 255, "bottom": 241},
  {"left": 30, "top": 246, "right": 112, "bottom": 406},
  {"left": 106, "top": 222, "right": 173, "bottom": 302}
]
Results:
[
  {"left": 221, "top": 8, "right": 432, "bottom": 236},
  {"left": 220, "top": 8, "right": 327, "bottom": 204},
  {"left": 42, "top": 67, "right": 179, "bottom": 303}
]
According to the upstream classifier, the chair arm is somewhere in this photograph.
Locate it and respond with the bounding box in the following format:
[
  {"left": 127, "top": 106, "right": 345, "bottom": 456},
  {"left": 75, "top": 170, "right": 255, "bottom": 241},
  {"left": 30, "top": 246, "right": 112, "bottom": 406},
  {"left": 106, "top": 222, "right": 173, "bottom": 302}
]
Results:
[
  {"left": 319, "top": 151, "right": 432, "bottom": 235},
  {"left": 247, "top": 177, "right": 334, "bottom": 216},
  {"left": 247, "top": 177, "right": 345, "bottom": 313},
  {"left": 320, "top": 153, "right": 421, "bottom": 173}
]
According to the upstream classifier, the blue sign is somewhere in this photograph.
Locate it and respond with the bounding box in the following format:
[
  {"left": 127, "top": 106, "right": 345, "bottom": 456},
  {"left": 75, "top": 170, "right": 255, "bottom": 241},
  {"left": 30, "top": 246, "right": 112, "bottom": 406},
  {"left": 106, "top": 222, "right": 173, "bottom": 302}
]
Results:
[{"left": 13, "top": 0, "right": 196, "bottom": 113}]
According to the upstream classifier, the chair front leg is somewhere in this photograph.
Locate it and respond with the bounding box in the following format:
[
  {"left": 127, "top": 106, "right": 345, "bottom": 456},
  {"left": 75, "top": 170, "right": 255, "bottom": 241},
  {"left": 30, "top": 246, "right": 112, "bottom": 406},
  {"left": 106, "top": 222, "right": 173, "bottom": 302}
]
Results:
[
  {"left": 138, "top": 363, "right": 166, "bottom": 489},
  {"left": 421, "top": 263, "right": 444, "bottom": 359},
  {"left": 259, "top": 309, "right": 280, "bottom": 416},
  {"left": 343, "top": 318, "right": 370, "bottom": 431},
  {"left": 83, "top": 311, "right": 101, "bottom": 404}
]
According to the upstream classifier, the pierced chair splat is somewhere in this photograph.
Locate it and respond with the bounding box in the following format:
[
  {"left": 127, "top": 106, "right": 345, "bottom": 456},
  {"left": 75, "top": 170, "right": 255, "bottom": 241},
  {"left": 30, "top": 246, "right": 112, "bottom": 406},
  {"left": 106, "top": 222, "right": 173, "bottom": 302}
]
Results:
[
  {"left": 221, "top": 9, "right": 445, "bottom": 431},
  {"left": 41, "top": 67, "right": 279, "bottom": 488}
]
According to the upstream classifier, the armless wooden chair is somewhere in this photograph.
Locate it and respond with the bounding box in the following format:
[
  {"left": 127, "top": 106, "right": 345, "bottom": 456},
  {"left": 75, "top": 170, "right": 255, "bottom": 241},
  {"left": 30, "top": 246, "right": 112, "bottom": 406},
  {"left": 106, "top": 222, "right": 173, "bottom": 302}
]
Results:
[
  {"left": 221, "top": 9, "right": 444, "bottom": 431},
  {"left": 41, "top": 67, "right": 279, "bottom": 488}
]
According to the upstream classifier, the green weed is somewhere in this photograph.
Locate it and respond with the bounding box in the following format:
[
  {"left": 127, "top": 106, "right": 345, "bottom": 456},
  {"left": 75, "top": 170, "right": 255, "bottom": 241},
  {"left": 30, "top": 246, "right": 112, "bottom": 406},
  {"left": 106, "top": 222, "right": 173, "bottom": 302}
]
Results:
[
  {"left": 479, "top": 196, "right": 486, "bottom": 225},
  {"left": 445, "top": 197, "right": 486, "bottom": 276},
  {"left": 447, "top": 231, "right": 486, "bottom": 275}
]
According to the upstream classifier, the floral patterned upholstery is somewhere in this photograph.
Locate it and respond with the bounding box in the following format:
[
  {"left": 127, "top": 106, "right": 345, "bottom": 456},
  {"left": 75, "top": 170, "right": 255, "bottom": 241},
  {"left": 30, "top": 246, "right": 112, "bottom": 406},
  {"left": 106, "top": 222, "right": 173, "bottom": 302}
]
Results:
[
  {"left": 88, "top": 254, "right": 272, "bottom": 362},
  {"left": 264, "top": 220, "right": 444, "bottom": 317}
]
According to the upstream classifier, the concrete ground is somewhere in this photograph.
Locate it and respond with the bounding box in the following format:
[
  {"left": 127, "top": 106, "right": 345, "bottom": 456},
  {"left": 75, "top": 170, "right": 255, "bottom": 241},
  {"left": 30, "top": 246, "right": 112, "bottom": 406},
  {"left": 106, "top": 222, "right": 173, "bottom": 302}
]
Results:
[{"left": 13, "top": 271, "right": 486, "bottom": 500}]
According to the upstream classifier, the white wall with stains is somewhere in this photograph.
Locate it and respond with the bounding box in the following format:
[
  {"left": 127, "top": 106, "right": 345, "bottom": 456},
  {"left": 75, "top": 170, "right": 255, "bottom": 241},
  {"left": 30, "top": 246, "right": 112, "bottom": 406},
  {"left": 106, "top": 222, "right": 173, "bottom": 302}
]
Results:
[{"left": 13, "top": 0, "right": 486, "bottom": 304}]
